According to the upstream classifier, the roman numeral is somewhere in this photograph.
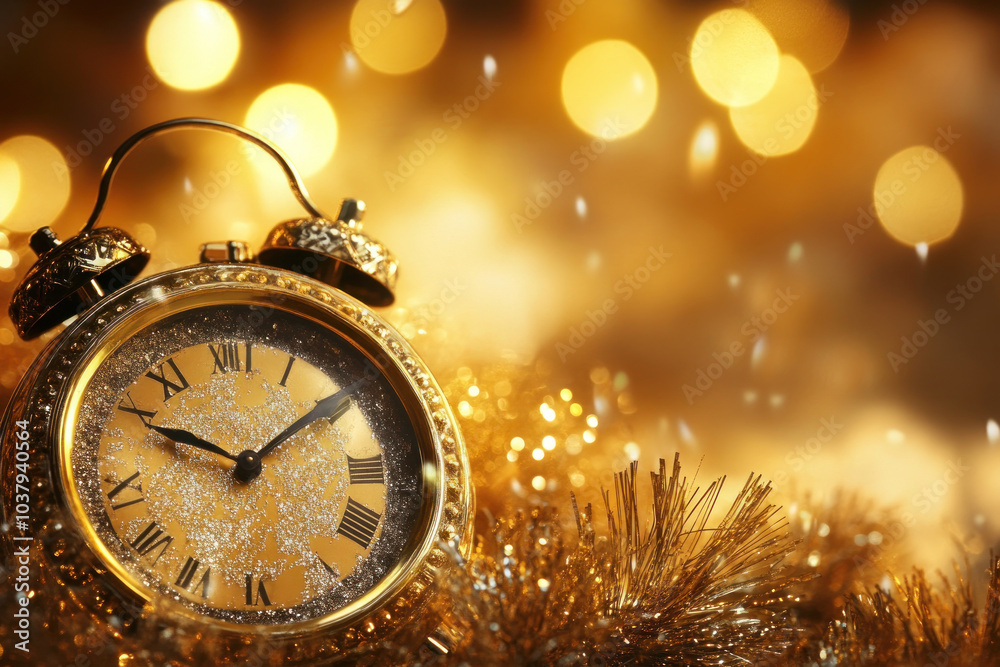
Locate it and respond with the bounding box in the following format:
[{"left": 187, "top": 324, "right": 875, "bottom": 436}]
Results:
[
  {"left": 106, "top": 471, "right": 144, "bottom": 510},
  {"left": 347, "top": 455, "right": 384, "bottom": 485},
  {"left": 117, "top": 393, "right": 157, "bottom": 426},
  {"left": 209, "top": 342, "right": 252, "bottom": 374},
  {"left": 145, "top": 357, "right": 190, "bottom": 401},
  {"left": 245, "top": 574, "right": 272, "bottom": 606},
  {"left": 278, "top": 356, "right": 295, "bottom": 387},
  {"left": 176, "top": 557, "right": 211, "bottom": 598},
  {"left": 338, "top": 497, "right": 381, "bottom": 549},
  {"left": 130, "top": 521, "right": 173, "bottom": 565}
]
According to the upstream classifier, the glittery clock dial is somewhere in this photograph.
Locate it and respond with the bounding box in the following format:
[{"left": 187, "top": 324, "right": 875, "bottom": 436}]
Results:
[{"left": 69, "top": 303, "right": 425, "bottom": 624}]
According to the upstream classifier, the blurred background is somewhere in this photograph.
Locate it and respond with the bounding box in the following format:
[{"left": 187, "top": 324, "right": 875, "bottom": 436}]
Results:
[{"left": 1, "top": 0, "right": 998, "bottom": 577}]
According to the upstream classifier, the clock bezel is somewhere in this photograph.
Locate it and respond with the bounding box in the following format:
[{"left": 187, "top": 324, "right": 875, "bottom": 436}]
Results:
[{"left": 32, "top": 263, "right": 471, "bottom": 644}]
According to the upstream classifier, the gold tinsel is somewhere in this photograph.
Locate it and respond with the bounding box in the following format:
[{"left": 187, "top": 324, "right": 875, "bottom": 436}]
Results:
[{"left": 3, "top": 362, "right": 999, "bottom": 666}]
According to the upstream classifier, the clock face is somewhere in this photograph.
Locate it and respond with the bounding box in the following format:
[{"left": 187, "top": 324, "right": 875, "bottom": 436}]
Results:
[{"left": 60, "top": 296, "right": 431, "bottom": 626}]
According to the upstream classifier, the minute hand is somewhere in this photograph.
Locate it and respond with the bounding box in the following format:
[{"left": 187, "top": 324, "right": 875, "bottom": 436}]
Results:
[{"left": 257, "top": 381, "right": 362, "bottom": 459}]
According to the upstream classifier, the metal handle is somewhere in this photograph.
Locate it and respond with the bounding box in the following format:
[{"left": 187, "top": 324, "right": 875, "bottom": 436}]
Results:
[{"left": 81, "top": 117, "right": 330, "bottom": 233}]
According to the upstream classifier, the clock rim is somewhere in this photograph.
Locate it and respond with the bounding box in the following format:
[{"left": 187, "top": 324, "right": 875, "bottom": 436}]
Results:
[{"left": 10, "top": 262, "right": 472, "bottom": 647}]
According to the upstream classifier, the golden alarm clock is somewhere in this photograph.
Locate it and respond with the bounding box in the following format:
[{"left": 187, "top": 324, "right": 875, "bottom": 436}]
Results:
[{"left": 0, "top": 119, "right": 472, "bottom": 664}]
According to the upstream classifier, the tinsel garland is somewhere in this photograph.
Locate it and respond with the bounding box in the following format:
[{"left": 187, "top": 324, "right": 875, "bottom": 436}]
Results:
[
  {"left": 407, "top": 455, "right": 1000, "bottom": 666},
  {"left": 1, "top": 360, "right": 998, "bottom": 666}
]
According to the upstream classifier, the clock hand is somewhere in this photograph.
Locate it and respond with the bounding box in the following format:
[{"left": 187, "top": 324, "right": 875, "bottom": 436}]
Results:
[
  {"left": 232, "top": 379, "right": 363, "bottom": 483},
  {"left": 147, "top": 423, "right": 238, "bottom": 462},
  {"left": 257, "top": 392, "right": 354, "bottom": 460}
]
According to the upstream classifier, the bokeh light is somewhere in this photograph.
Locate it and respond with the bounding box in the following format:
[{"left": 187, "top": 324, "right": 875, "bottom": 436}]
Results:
[
  {"left": 0, "top": 152, "right": 20, "bottom": 224},
  {"left": 245, "top": 84, "right": 338, "bottom": 177},
  {"left": 688, "top": 120, "right": 720, "bottom": 179},
  {"left": 690, "top": 9, "right": 780, "bottom": 108},
  {"left": 746, "top": 0, "right": 850, "bottom": 73},
  {"left": 349, "top": 0, "right": 447, "bottom": 75},
  {"left": 561, "top": 40, "right": 658, "bottom": 139},
  {"left": 146, "top": 0, "right": 241, "bottom": 91},
  {"left": 729, "top": 55, "right": 818, "bottom": 156},
  {"left": 0, "top": 136, "right": 70, "bottom": 233},
  {"left": 873, "top": 146, "right": 964, "bottom": 246}
]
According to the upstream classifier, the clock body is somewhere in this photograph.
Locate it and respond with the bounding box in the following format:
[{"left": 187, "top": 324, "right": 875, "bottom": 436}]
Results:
[{"left": 0, "top": 262, "right": 472, "bottom": 660}]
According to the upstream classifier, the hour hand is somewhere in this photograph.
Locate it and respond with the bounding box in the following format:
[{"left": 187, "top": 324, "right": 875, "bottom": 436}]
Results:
[{"left": 147, "top": 423, "right": 238, "bottom": 462}]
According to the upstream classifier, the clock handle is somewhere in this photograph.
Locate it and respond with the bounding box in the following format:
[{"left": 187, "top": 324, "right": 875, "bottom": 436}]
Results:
[{"left": 80, "top": 117, "right": 331, "bottom": 234}]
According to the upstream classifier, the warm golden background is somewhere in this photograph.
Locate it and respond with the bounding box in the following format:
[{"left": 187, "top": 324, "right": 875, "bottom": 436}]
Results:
[{"left": 1, "top": 0, "right": 998, "bottom": 578}]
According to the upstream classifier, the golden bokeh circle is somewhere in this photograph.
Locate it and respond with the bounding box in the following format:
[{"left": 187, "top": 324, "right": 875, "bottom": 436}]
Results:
[
  {"left": 561, "top": 40, "right": 658, "bottom": 140},
  {"left": 690, "top": 9, "right": 780, "bottom": 108},
  {"left": 349, "top": 0, "right": 447, "bottom": 75},
  {"left": 0, "top": 152, "right": 21, "bottom": 224},
  {"left": 245, "top": 84, "right": 339, "bottom": 177},
  {"left": 146, "top": 0, "right": 241, "bottom": 91},
  {"left": 729, "top": 55, "right": 818, "bottom": 156},
  {"left": 873, "top": 146, "right": 964, "bottom": 246},
  {"left": 746, "top": 0, "right": 850, "bottom": 73},
  {"left": 0, "top": 136, "right": 71, "bottom": 233}
]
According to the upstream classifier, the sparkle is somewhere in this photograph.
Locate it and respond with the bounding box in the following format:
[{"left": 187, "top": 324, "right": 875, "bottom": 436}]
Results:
[
  {"left": 531, "top": 476, "right": 546, "bottom": 491},
  {"left": 483, "top": 54, "right": 497, "bottom": 80},
  {"left": 575, "top": 196, "right": 587, "bottom": 218},
  {"left": 987, "top": 419, "right": 999, "bottom": 445},
  {"left": 916, "top": 242, "right": 929, "bottom": 263},
  {"left": 390, "top": 0, "right": 413, "bottom": 14},
  {"left": 624, "top": 442, "right": 640, "bottom": 460},
  {"left": 678, "top": 420, "right": 696, "bottom": 445},
  {"left": 751, "top": 337, "right": 767, "bottom": 369}
]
